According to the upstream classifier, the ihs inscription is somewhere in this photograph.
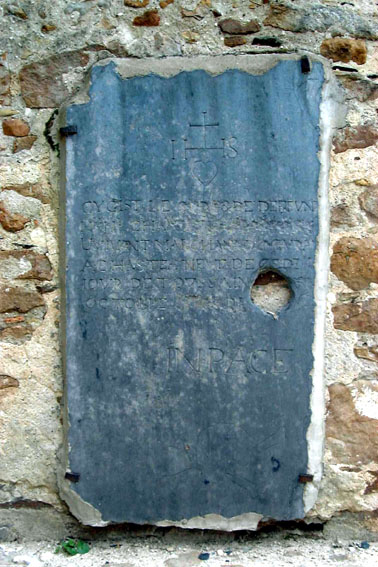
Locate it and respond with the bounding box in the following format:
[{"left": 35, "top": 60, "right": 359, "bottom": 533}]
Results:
[{"left": 171, "top": 111, "right": 238, "bottom": 186}]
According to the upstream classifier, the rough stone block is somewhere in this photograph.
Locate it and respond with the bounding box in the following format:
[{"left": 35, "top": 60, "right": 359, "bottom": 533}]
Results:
[
  {"left": 331, "top": 237, "right": 378, "bottom": 290},
  {"left": 327, "top": 382, "right": 378, "bottom": 465},
  {"left": 19, "top": 51, "right": 89, "bottom": 108},
  {"left": 333, "top": 299, "right": 378, "bottom": 333},
  {"left": 264, "top": 2, "right": 378, "bottom": 39},
  {"left": 133, "top": 9, "right": 160, "bottom": 26},
  {"left": 218, "top": 18, "right": 260, "bottom": 34},
  {"left": 0, "top": 250, "right": 53, "bottom": 281},
  {"left": 338, "top": 76, "right": 378, "bottom": 103},
  {"left": 0, "top": 286, "right": 45, "bottom": 313},
  {"left": 2, "top": 118, "right": 30, "bottom": 137},
  {"left": 0, "top": 204, "right": 28, "bottom": 232},
  {"left": 224, "top": 36, "right": 247, "bottom": 47},
  {"left": 1, "top": 183, "right": 50, "bottom": 205},
  {"left": 124, "top": 0, "right": 149, "bottom": 6},
  {"left": 12, "top": 135, "right": 37, "bottom": 153},
  {"left": 359, "top": 186, "right": 378, "bottom": 219},
  {"left": 0, "top": 190, "right": 41, "bottom": 232},
  {"left": 333, "top": 125, "right": 378, "bottom": 154},
  {"left": 320, "top": 38, "right": 367, "bottom": 65},
  {"left": 354, "top": 345, "right": 378, "bottom": 363}
]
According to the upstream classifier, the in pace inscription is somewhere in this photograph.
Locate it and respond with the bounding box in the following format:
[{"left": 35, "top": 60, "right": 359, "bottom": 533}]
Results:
[{"left": 61, "top": 58, "right": 325, "bottom": 526}]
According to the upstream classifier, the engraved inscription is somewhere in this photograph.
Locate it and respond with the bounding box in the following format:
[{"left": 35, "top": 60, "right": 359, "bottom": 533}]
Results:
[
  {"left": 171, "top": 111, "right": 238, "bottom": 185},
  {"left": 78, "top": 194, "right": 316, "bottom": 314},
  {"left": 167, "top": 345, "right": 294, "bottom": 375}
]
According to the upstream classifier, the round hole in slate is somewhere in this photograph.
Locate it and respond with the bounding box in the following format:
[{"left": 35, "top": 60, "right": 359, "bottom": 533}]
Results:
[{"left": 250, "top": 269, "right": 292, "bottom": 318}]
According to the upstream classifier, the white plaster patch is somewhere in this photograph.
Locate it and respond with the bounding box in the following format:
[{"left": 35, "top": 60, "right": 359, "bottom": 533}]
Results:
[
  {"left": 352, "top": 381, "right": 378, "bottom": 420},
  {"left": 304, "top": 62, "right": 344, "bottom": 513},
  {"left": 30, "top": 227, "right": 47, "bottom": 248},
  {"left": 116, "top": 26, "right": 135, "bottom": 49}
]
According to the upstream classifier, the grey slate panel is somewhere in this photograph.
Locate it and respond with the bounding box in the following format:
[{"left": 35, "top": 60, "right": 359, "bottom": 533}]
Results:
[{"left": 62, "top": 59, "right": 324, "bottom": 524}]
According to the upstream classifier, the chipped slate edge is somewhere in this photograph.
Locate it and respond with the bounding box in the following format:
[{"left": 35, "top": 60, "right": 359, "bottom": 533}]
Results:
[
  {"left": 58, "top": 54, "right": 339, "bottom": 530},
  {"left": 156, "top": 513, "right": 262, "bottom": 532}
]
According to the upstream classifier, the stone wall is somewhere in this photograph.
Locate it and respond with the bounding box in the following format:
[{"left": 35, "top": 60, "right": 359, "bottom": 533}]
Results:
[{"left": 0, "top": 0, "right": 377, "bottom": 540}]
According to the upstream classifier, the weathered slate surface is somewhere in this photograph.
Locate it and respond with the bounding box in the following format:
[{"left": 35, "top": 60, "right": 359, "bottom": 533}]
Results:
[{"left": 62, "top": 58, "right": 324, "bottom": 525}]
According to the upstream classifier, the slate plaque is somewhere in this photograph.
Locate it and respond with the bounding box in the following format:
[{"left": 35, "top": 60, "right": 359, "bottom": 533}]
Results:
[{"left": 61, "top": 57, "right": 325, "bottom": 526}]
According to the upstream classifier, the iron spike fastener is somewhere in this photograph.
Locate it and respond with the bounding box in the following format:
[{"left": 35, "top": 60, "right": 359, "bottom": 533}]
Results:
[
  {"left": 65, "top": 471, "right": 80, "bottom": 483},
  {"left": 60, "top": 125, "right": 78, "bottom": 137},
  {"left": 300, "top": 56, "right": 311, "bottom": 74},
  {"left": 298, "top": 473, "right": 314, "bottom": 484}
]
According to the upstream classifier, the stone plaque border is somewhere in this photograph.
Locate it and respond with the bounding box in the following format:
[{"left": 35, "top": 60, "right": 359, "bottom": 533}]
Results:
[{"left": 59, "top": 55, "right": 339, "bottom": 530}]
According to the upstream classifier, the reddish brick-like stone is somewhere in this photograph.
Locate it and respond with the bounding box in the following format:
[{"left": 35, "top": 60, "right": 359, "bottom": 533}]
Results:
[
  {"left": 224, "top": 36, "right": 247, "bottom": 47},
  {"left": 133, "top": 9, "right": 160, "bottom": 26},
  {"left": 219, "top": 18, "right": 260, "bottom": 34},
  {"left": 19, "top": 51, "right": 89, "bottom": 108},
  {"left": 3, "top": 315, "right": 25, "bottom": 324},
  {"left": 327, "top": 382, "right": 378, "bottom": 465},
  {"left": 333, "top": 298, "right": 378, "bottom": 333},
  {"left": 2, "top": 119, "right": 30, "bottom": 137},
  {"left": 320, "top": 38, "right": 367, "bottom": 65},
  {"left": 13, "top": 136, "right": 37, "bottom": 153},
  {"left": 125, "top": 0, "right": 149, "bottom": 6},
  {"left": 0, "top": 325, "right": 33, "bottom": 342},
  {"left": 333, "top": 124, "right": 378, "bottom": 154},
  {"left": 0, "top": 202, "right": 29, "bottom": 232},
  {"left": 0, "top": 286, "right": 45, "bottom": 314},
  {"left": 331, "top": 237, "right": 378, "bottom": 290}
]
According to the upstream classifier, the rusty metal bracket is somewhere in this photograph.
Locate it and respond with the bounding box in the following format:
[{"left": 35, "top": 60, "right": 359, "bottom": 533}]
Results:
[
  {"left": 65, "top": 471, "right": 80, "bottom": 483},
  {"left": 298, "top": 473, "right": 314, "bottom": 484},
  {"left": 60, "top": 125, "right": 78, "bottom": 137},
  {"left": 300, "top": 56, "right": 311, "bottom": 74}
]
